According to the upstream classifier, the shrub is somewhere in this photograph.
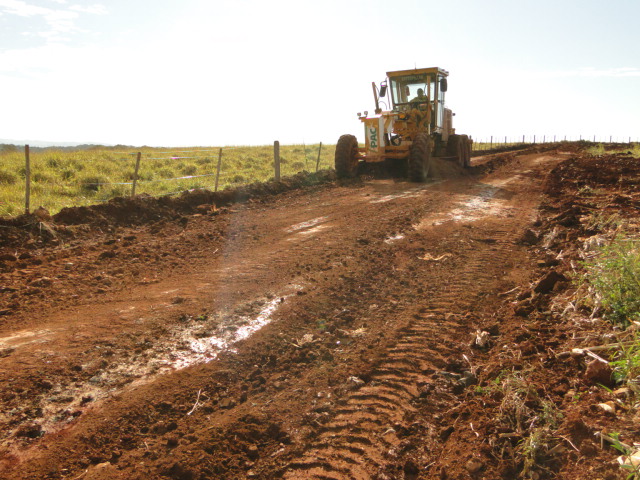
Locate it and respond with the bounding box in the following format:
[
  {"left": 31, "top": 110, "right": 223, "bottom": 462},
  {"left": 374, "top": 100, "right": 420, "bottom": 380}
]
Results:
[
  {"left": 32, "top": 172, "right": 53, "bottom": 183},
  {"left": 46, "top": 155, "right": 62, "bottom": 168},
  {"left": 99, "top": 185, "right": 128, "bottom": 201},
  {"left": 61, "top": 168, "right": 76, "bottom": 181},
  {"left": 291, "top": 162, "right": 305, "bottom": 171},
  {"left": 587, "top": 143, "right": 605, "bottom": 156},
  {"left": 0, "top": 170, "right": 17, "bottom": 185},
  {"left": 79, "top": 175, "right": 107, "bottom": 193},
  {"left": 156, "top": 168, "right": 175, "bottom": 180},
  {"left": 181, "top": 164, "right": 197, "bottom": 176},
  {"left": 582, "top": 235, "right": 640, "bottom": 325}
]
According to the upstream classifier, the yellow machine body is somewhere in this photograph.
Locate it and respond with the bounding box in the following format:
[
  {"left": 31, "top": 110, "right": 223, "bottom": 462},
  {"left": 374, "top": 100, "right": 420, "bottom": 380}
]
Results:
[
  {"left": 335, "top": 66, "right": 472, "bottom": 181},
  {"left": 357, "top": 67, "right": 454, "bottom": 162}
]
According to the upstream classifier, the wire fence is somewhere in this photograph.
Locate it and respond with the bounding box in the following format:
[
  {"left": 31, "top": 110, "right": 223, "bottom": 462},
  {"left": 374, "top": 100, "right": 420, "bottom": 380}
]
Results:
[
  {"left": 2, "top": 135, "right": 638, "bottom": 217},
  {"left": 471, "top": 134, "right": 639, "bottom": 153},
  {"left": 1, "top": 141, "right": 331, "bottom": 217}
]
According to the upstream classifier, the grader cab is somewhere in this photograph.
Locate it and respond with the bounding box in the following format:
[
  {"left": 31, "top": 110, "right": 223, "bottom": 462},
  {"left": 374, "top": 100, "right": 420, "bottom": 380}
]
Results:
[{"left": 335, "top": 67, "right": 472, "bottom": 181}]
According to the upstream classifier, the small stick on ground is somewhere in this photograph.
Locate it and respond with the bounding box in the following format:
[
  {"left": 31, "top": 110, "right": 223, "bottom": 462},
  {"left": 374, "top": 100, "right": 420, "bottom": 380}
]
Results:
[
  {"left": 558, "top": 434, "right": 580, "bottom": 453},
  {"left": 187, "top": 389, "right": 203, "bottom": 416}
]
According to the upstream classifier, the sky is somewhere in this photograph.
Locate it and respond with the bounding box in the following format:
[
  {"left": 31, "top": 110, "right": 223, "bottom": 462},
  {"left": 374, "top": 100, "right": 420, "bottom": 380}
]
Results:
[{"left": 0, "top": 0, "right": 639, "bottom": 147}]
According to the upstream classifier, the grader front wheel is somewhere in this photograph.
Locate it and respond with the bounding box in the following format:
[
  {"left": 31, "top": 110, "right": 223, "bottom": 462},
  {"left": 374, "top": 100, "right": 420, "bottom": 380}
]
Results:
[
  {"left": 335, "top": 134, "right": 359, "bottom": 178},
  {"left": 408, "top": 133, "right": 432, "bottom": 182}
]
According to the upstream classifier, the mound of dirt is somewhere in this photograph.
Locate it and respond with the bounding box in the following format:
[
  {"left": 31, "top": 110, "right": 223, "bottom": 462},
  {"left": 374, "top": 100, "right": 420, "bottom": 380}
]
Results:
[
  {"left": 0, "top": 170, "right": 336, "bottom": 252},
  {"left": 429, "top": 156, "right": 466, "bottom": 179},
  {"left": 0, "top": 214, "right": 60, "bottom": 249},
  {"left": 53, "top": 170, "right": 337, "bottom": 227},
  {"left": 546, "top": 151, "right": 640, "bottom": 194}
]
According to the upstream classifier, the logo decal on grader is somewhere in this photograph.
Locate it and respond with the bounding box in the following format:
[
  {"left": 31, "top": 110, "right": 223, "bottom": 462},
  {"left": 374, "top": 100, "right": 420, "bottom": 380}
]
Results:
[{"left": 368, "top": 128, "right": 378, "bottom": 149}]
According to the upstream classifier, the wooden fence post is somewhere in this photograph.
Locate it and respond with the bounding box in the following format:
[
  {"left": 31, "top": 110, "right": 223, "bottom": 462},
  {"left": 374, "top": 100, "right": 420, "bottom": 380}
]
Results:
[
  {"left": 214, "top": 148, "right": 222, "bottom": 192},
  {"left": 522, "top": 134, "right": 525, "bottom": 144},
  {"left": 274, "top": 141, "right": 280, "bottom": 181},
  {"left": 302, "top": 142, "right": 307, "bottom": 170},
  {"left": 315, "top": 142, "right": 323, "bottom": 172},
  {"left": 490, "top": 135, "right": 493, "bottom": 150},
  {"left": 24, "top": 145, "right": 31, "bottom": 214},
  {"left": 131, "top": 152, "right": 141, "bottom": 197}
]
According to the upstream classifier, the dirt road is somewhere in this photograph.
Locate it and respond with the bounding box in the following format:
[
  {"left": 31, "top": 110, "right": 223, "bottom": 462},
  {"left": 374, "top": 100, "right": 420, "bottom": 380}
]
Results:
[{"left": 1, "top": 148, "right": 619, "bottom": 479}]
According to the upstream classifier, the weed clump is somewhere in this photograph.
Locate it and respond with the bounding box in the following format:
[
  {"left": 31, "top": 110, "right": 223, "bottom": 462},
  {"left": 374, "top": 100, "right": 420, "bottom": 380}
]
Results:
[
  {"left": 80, "top": 175, "right": 107, "bottom": 193},
  {"left": 491, "top": 371, "right": 563, "bottom": 479},
  {"left": 581, "top": 235, "right": 640, "bottom": 326},
  {"left": 0, "top": 170, "right": 17, "bottom": 185}
]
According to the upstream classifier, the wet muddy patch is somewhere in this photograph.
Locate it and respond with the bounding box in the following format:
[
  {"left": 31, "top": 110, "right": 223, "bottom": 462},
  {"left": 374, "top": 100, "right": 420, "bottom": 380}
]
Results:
[
  {"left": 0, "top": 283, "right": 303, "bottom": 452},
  {"left": 416, "top": 176, "right": 522, "bottom": 229}
]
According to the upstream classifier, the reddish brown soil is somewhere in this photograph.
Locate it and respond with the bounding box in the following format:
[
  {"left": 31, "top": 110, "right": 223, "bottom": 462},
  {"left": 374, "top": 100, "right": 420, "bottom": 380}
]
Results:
[{"left": 1, "top": 145, "right": 638, "bottom": 479}]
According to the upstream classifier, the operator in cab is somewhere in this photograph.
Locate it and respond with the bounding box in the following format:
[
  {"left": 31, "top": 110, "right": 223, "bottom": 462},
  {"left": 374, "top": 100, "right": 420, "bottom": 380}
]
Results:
[{"left": 410, "top": 88, "right": 428, "bottom": 105}]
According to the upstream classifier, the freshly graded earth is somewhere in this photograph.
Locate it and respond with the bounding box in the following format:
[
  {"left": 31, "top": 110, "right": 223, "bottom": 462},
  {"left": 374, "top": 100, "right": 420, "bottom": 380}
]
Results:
[{"left": 1, "top": 144, "right": 639, "bottom": 479}]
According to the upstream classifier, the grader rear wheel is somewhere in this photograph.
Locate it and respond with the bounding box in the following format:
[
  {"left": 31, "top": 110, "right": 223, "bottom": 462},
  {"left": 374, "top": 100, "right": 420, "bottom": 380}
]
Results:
[
  {"left": 408, "top": 133, "right": 432, "bottom": 182},
  {"left": 335, "top": 134, "right": 360, "bottom": 178},
  {"left": 448, "top": 134, "right": 471, "bottom": 168},
  {"left": 459, "top": 134, "right": 471, "bottom": 167}
]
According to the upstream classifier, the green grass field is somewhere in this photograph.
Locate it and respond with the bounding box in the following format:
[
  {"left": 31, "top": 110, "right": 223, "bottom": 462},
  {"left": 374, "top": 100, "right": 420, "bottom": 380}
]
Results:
[
  {"left": 0, "top": 143, "right": 336, "bottom": 216},
  {"left": 2, "top": 141, "right": 637, "bottom": 218}
]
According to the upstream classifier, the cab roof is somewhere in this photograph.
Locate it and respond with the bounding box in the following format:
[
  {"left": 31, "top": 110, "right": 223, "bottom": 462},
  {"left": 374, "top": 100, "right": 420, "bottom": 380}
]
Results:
[{"left": 386, "top": 67, "right": 449, "bottom": 78}]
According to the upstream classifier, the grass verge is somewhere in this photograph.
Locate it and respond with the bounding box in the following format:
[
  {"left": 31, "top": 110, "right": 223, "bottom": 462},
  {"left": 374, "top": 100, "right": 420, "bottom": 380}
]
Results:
[
  {"left": 0, "top": 143, "right": 336, "bottom": 216},
  {"left": 579, "top": 234, "right": 640, "bottom": 327}
]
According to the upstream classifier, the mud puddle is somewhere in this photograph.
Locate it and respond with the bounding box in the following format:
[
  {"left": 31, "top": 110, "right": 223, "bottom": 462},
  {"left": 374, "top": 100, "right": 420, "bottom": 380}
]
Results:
[
  {"left": 0, "top": 329, "right": 56, "bottom": 350},
  {"left": 286, "top": 216, "right": 329, "bottom": 233},
  {"left": 368, "top": 180, "right": 444, "bottom": 204},
  {"left": 1, "top": 283, "right": 303, "bottom": 450},
  {"left": 384, "top": 234, "right": 405, "bottom": 244},
  {"left": 416, "top": 175, "right": 521, "bottom": 229},
  {"left": 170, "top": 285, "right": 302, "bottom": 369}
]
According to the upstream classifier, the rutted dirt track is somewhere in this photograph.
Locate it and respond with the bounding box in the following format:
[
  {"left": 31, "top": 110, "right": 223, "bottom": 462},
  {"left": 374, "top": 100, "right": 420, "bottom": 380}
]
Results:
[{"left": 1, "top": 146, "right": 638, "bottom": 479}]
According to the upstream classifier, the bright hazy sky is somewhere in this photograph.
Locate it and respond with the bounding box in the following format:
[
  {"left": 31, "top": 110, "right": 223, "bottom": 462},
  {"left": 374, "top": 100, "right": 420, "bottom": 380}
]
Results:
[{"left": 1, "top": 0, "right": 639, "bottom": 146}]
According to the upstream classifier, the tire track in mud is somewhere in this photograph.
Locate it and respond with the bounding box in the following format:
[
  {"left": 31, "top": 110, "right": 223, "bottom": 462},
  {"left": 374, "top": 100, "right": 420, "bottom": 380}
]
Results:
[
  {"left": 0, "top": 151, "right": 564, "bottom": 480},
  {"left": 280, "top": 185, "right": 541, "bottom": 478}
]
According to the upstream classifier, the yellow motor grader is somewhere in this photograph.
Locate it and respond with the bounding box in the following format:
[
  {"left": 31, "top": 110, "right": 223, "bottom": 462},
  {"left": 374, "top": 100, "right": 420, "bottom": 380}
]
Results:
[{"left": 335, "top": 67, "right": 472, "bottom": 181}]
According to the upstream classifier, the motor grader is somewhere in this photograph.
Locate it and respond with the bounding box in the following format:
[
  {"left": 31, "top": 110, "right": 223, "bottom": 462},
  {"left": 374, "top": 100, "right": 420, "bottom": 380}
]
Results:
[{"left": 335, "top": 67, "right": 472, "bottom": 181}]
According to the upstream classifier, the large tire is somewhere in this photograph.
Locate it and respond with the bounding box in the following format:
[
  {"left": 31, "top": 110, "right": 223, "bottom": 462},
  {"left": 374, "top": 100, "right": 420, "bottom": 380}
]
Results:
[
  {"left": 448, "top": 134, "right": 469, "bottom": 168},
  {"left": 335, "top": 134, "right": 359, "bottom": 178},
  {"left": 459, "top": 134, "right": 471, "bottom": 168},
  {"left": 408, "top": 133, "right": 432, "bottom": 182}
]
